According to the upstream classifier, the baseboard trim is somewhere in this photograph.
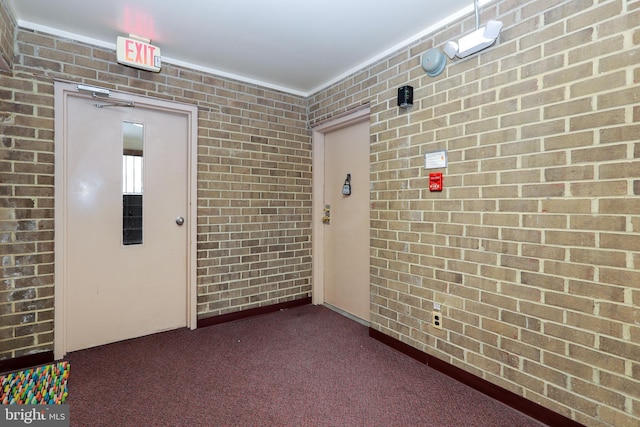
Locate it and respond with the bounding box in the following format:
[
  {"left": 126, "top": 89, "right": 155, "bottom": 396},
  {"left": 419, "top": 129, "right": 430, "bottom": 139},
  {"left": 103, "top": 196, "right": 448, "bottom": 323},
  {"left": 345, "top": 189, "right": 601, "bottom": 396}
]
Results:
[
  {"left": 197, "top": 297, "right": 312, "bottom": 328},
  {"left": 0, "top": 351, "right": 54, "bottom": 375},
  {"left": 369, "top": 328, "right": 584, "bottom": 427},
  {"left": 368, "top": 328, "right": 427, "bottom": 364}
]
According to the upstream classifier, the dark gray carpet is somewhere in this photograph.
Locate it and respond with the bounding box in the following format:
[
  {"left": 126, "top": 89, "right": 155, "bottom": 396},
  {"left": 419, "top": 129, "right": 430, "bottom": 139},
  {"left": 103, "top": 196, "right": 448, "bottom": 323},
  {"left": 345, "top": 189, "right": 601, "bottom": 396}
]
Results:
[{"left": 66, "top": 304, "right": 545, "bottom": 426}]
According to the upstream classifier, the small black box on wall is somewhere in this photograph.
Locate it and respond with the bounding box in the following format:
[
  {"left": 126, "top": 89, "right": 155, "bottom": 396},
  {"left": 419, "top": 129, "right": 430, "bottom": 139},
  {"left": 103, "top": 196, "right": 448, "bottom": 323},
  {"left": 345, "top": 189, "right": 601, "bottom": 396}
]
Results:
[{"left": 397, "top": 85, "right": 413, "bottom": 109}]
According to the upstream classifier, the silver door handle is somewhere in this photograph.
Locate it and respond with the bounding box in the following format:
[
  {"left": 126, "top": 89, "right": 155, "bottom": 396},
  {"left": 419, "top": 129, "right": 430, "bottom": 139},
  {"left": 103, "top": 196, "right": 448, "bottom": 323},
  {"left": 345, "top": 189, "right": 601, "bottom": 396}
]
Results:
[{"left": 176, "top": 216, "right": 185, "bottom": 226}]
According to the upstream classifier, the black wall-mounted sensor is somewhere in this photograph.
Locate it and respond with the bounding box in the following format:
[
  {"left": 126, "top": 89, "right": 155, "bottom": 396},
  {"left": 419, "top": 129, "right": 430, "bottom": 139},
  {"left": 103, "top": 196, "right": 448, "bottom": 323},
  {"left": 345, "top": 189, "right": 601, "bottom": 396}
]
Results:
[{"left": 398, "top": 85, "right": 413, "bottom": 109}]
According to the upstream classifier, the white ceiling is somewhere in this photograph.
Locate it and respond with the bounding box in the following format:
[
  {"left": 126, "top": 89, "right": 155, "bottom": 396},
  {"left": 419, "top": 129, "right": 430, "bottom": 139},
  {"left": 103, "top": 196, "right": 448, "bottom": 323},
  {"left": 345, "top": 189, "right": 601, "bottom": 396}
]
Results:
[{"left": 6, "top": 0, "right": 488, "bottom": 96}]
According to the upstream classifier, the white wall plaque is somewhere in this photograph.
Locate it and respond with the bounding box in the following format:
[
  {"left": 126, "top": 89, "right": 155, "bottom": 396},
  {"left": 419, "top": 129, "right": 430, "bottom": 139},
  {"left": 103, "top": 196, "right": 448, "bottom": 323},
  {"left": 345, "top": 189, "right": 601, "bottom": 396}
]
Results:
[{"left": 424, "top": 150, "right": 447, "bottom": 169}]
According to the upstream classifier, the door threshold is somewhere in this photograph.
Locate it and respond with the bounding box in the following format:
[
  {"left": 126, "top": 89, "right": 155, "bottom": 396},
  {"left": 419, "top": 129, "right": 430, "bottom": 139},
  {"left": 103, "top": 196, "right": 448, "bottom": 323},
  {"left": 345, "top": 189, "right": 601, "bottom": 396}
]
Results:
[{"left": 323, "top": 303, "right": 370, "bottom": 327}]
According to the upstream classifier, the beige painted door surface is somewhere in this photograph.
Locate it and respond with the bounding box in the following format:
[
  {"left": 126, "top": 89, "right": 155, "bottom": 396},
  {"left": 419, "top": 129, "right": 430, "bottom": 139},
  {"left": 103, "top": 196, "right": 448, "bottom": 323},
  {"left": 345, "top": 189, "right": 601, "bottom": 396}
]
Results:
[
  {"left": 65, "top": 95, "right": 187, "bottom": 352},
  {"left": 324, "top": 120, "right": 370, "bottom": 321}
]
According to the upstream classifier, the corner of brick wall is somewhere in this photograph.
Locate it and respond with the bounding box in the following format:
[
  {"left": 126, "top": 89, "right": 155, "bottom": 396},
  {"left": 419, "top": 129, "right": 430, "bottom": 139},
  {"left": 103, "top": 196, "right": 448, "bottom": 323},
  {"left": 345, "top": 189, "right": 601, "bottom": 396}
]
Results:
[{"left": 0, "top": 0, "right": 16, "bottom": 73}]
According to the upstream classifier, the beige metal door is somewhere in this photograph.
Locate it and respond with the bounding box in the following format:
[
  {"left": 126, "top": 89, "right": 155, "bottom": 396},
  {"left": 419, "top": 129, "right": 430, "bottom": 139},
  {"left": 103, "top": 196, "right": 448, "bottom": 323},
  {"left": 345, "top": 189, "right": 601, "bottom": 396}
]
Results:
[
  {"left": 64, "top": 94, "right": 188, "bottom": 352},
  {"left": 323, "top": 120, "right": 370, "bottom": 322}
]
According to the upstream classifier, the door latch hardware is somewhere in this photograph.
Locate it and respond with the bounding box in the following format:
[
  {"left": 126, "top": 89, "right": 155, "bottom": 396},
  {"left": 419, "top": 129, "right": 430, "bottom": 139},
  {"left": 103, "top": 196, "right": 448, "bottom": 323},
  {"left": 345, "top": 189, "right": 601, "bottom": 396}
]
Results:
[{"left": 322, "top": 205, "right": 331, "bottom": 224}]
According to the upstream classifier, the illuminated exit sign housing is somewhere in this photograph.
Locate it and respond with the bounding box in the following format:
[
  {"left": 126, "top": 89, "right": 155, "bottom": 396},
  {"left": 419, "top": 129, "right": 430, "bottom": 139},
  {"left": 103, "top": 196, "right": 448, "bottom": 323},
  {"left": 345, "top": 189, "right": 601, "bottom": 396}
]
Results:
[{"left": 116, "top": 35, "right": 161, "bottom": 72}]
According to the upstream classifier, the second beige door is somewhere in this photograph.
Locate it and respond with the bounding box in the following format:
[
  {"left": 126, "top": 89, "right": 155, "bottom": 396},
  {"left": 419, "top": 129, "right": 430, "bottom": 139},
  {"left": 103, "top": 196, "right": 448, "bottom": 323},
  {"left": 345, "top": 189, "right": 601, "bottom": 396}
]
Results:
[
  {"left": 64, "top": 94, "right": 188, "bottom": 352},
  {"left": 323, "top": 119, "right": 370, "bottom": 322}
]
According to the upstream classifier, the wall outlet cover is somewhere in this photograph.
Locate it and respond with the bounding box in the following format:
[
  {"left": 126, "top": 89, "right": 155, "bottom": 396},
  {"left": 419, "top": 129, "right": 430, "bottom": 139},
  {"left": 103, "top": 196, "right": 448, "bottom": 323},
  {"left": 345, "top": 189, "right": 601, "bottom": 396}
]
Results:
[{"left": 432, "top": 311, "right": 443, "bottom": 330}]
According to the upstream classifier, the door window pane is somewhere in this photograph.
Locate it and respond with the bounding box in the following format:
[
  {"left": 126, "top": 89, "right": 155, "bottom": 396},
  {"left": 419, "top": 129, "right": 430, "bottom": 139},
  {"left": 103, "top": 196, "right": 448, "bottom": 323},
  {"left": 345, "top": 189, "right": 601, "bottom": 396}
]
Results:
[{"left": 122, "top": 122, "right": 144, "bottom": 245}]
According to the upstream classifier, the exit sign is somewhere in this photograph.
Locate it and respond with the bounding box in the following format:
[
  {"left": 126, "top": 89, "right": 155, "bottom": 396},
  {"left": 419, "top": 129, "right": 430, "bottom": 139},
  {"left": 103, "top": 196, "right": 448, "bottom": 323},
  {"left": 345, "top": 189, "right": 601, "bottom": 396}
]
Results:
[{"left": 116, "top": 35, "right": 162, "bottom": 72}]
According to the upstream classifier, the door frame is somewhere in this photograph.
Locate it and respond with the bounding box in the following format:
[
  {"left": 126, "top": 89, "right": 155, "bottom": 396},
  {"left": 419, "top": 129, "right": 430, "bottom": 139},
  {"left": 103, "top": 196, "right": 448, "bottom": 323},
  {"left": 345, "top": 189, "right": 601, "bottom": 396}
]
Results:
[
  {"left": 311, "top": 106, "right": 370, "bottom": 306},
  {"left": 53, "top": 81, "right": 198, "bottom": 359}
]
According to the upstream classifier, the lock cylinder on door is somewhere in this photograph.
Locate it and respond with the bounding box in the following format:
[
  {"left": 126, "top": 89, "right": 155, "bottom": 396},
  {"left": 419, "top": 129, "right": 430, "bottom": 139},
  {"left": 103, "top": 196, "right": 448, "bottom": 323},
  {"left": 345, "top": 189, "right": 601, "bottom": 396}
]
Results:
[{"left": 322, "top": 205, "right": 331, "bottom": 224}]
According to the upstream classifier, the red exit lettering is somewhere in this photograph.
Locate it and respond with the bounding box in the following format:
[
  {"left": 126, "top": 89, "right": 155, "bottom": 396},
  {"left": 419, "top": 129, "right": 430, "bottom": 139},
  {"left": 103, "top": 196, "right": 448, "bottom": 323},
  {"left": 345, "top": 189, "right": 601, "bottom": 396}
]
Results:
[
  {"left": 117, "top": 36, "right": 161, "bottom": 72},
  {"left": 125, "top": 39, "right": 156, "bottom": 68}
]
